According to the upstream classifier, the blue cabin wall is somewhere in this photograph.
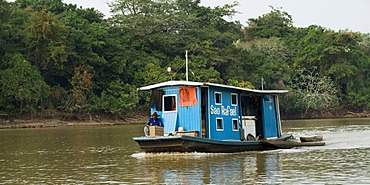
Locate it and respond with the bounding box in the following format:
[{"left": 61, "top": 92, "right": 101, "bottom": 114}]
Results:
[
  {"left": 148, "top": 84, "right": 282, "bottom": 140},
  {"left": 150, "top": 86, "right": 202, "bottom": 135},
  {"left": 177, "top": 87, "right": 201, "bottom": 132},
  {"left": 208, "top": 87, "right": 240, "bottom": 140}
]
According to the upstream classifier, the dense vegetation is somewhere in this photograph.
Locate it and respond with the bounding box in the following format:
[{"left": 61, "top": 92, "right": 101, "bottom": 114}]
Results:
[{"left": 1, "top": 0, "right": 369, "bottom": 119}]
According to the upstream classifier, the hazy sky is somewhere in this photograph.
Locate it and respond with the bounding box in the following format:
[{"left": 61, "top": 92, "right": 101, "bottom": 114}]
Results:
[{"left": 60, "top": 0, "right": 369, "bottom": 33}]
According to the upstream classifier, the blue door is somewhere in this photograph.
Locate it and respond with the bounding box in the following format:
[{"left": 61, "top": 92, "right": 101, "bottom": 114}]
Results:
[
  {"left": 262, "top": 95, "right": 279, "bottom": 139},
  {"left": 162, "top": 112, "right": 177, "bottom": 134}
]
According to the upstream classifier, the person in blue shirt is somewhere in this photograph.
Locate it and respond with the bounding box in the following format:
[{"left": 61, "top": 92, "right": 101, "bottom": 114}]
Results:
[{"left": 144, "top": 112, "right": 163, "bottom": 137}]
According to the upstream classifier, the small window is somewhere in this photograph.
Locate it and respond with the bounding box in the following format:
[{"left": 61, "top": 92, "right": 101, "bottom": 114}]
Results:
[
  {"left": 231, "top": 93, "right": 238, "bottom": 106},
  {"left": 215, "top": 92, "right": 222, "bottom": 105},
  {"left": 232, "top": 119, "right": 238, "bottom": 131},
  {"left": 163, "top": 95, "right": 177, "bottom": 112},
  {"left": 216, "top": 118, "right": 223, "bottom": 131}
]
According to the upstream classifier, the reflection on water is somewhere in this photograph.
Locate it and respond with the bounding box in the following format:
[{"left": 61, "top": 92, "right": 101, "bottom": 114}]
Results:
[
  {"left": 132, "top": 148, "right": 370, "bottom": 184},
  {"left": 0, "top": 119, "right": 370, "bottom": 184},
  {"left": 132, "top": 152, "right": 282, "bottom": 184}
]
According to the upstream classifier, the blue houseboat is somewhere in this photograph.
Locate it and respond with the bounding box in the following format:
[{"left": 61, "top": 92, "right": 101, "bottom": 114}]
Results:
[{"left": 133, "top": 81, "right": 324, "bottom": 153}]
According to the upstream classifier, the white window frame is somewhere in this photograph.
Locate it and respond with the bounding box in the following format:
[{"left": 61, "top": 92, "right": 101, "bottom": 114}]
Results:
[
  {"left": 216, "top": 117, "right": 223, "bottom": 131},
  {"left": 232, "top": 119, "right": 238, "bottom": 131},
  {"left": 231, "top": 93, "right": 238, "bottom": 106},
  {"left": 215, "top": 92, "right": 222, "bottom": 105},
  {"left": 162, "top": 94, "right": 177, "bottom": 113}
]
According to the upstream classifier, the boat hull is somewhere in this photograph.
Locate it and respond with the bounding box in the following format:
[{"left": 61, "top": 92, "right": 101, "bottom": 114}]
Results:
[
  {"left": 133, "top": 134, "right": 326, "bottom": 153},
  {"left": 133, "top": 136, "right": 268, "bottom": 153}
]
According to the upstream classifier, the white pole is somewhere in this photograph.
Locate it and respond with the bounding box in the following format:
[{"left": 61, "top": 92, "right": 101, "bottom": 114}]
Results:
[{"left": 185, "top": 50, "right": 188, "bottom": 81}]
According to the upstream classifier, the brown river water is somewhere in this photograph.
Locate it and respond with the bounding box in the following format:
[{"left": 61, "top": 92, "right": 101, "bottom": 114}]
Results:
[{"left": 0, "top": 118, "right": 370, "bottom": 184}]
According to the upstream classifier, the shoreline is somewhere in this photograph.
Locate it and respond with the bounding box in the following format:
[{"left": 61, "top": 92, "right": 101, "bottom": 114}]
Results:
[
  {"left": 0, "top": 119, "right": 145, "bottom": 129},
  {"left": 0, "top": 110, "right": 149, "bottom": 129},
  {"left": 1, "top": 113, "right": 368, "bottom": 129}
]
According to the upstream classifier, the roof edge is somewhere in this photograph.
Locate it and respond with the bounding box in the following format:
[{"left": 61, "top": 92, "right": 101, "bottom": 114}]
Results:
[{"left": 137, "top": 80, "right": 288, "bottom": 94}]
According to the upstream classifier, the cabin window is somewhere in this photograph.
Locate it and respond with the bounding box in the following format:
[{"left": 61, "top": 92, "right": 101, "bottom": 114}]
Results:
[
  {"left": 163, "top": 95, "right": 177, "bottom": 112},
  {"left": 216, "top": 118, "right": 223, "bottom": 131},
  {"left": 231, "top": 93, "right": 238, "bottom": 106},
  {"left": 215, "top": 92, "right": 222, "bottom": 105},
  {"left": 232, "top": 119, "right": 238, "bottom": 131}
]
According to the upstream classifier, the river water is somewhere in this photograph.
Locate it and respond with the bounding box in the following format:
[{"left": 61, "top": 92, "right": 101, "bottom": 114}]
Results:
[{"left": 0, "top": 118, "right": 370, "bottom": 184}]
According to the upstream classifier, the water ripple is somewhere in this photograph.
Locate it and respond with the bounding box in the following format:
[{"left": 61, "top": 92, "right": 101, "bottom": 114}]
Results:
[{"left": 1, "top": 121, "right": 370, "bottom": 184}]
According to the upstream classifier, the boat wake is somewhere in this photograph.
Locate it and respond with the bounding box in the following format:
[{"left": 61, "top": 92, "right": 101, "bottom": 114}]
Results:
[
  {"left": 131, "top": 151, "right": 230, "bottom": 159},
  {"left": 274, "top": 124, "right": 370, "bottom": 153},
  {"left": 321, "top": 129, "right": 370, "bottom": 150}
]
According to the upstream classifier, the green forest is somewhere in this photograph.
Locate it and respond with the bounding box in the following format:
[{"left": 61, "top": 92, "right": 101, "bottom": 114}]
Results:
[{"left": 1, "top": 0, "right": 369, "bottom": 120}]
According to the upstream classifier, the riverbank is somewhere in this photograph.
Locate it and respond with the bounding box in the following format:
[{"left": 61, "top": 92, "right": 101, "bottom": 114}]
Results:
[
  {"left": 0, "top": 111, "right": 148, "bottom": 129},
  {"left": 0, "top": 119, "right": 142, "bottom": 129},
  {"left": 0, "top": 109, "right": 369, "bottom": 129}
]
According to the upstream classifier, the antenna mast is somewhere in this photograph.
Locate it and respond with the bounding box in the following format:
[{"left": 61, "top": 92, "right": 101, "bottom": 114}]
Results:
[{"left": 185, "top": 50, "right": 188, "bottom": 81}]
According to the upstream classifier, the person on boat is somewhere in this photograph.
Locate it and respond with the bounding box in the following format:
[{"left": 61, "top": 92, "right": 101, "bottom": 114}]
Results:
[{"left": 144, "top": 112, "right": 163, "bottom": 137}]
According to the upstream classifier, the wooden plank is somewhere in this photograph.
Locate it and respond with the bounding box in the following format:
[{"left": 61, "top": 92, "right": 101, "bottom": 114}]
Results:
[{"left": 175, "top": 131, "right": 198, "bottom": 137}]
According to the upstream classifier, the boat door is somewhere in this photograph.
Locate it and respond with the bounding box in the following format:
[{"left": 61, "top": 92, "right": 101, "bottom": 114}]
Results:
[
  {"left": 161, "top": 94, "right": 178, "bottom": 134},
  {"left": 261, "top": 95, "right": 280, "bottom": 139}
]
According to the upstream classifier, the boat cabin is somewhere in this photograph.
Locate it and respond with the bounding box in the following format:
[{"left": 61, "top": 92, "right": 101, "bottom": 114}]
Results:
[{"left": 138, "top": 81, "right": 288, "bottom": 141}]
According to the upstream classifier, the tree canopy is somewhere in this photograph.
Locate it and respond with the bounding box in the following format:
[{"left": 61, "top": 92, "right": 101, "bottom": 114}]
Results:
[{"left": 0, "top": 0, "right": 369, "bottom": 118}]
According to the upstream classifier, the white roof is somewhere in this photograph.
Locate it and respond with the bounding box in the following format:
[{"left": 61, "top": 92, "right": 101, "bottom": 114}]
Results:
[{"left": 138, "top": 81, "right": 288, "bottom": 94}]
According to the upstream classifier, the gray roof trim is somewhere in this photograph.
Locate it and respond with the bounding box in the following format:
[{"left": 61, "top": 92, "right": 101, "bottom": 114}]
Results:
[{"left": 138, "top": 81, "right": 288, "bottom": 94}]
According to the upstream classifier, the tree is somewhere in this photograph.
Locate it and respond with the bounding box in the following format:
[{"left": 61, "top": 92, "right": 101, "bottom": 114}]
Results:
[
  {"left": 0, "top": 0, "right": 28, "bottom": 57},
  {"left": 15, "top": 0, "right": 66, "bottom": 14},
  {"left": 343, "top": 34, "right": 370, "bottom": 109},
  {"left": 100, "top": 79, "right": 138, "bottom": 119},
  {"left": 237, "top": 7, "right": 295, "bottom": 89},
  {"left": 64, "top": 65, "right": 94, "bottom": 113},
  {"left": 227, "top": 79, "right": 254, "bottom": 89},
  {"left": 243, "top": 6, "right": 293, "bottom": 41},
  {"left": 24, "top": 8, "right": 68, "bottom": 84},
  {"left": 109, "top": 0, "right": 242, "bottom": 86},
  {"left": 291, "top": 27, "right": 370, "bottom": 108},
  {"left": 2, "top": 0, "right": 369, "bottom": 118},
  {"left": 0, "top": 54, "right": 50, "bottom": 114},
  {"left": 168, "top": 55, "right": 223, "bottom": 83},
  {"left": 235, "top": 37, "right": 292, "bottom": 89},
  {"left": 286, "top": 68, "right": 340, "bottom": 117}
]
